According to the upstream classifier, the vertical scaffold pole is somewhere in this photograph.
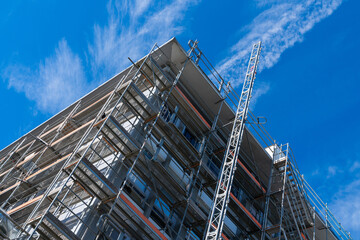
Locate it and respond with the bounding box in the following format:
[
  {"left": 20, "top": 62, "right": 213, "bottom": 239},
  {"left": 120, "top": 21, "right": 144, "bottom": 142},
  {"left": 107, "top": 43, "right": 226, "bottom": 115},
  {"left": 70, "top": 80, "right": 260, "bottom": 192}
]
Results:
[
  {"left": 204, "top": 41, "right": 261, "bottom": 240},
  {"left": 278, "top": 143, "right": 289, "bottom": 240},
  {"left": 326, "top": 203, "right": 328, "bottom": 240},
  {"left": 313, "top": 206, "right": 316, "bottom": 240},
  {"left": 176, "top": 91, "right": 227, "bottom": 240},
  {"left": 261, "top": 143, "right": 276, "bottom": 240}
]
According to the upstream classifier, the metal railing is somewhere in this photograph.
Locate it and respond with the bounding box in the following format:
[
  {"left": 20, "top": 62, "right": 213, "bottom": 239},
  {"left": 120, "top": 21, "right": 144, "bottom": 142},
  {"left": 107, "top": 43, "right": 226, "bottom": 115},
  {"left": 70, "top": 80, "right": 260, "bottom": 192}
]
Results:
[{"left": 189, "top": 39, "right": 351, "bottom": 240}]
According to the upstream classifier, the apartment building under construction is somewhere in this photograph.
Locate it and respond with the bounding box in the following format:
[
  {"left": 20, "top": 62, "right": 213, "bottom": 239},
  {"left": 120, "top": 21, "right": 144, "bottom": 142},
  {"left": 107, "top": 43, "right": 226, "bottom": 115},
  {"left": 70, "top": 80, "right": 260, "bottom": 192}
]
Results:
[{"left": 0, "top": 38, "right": 351, "bottom": 240}]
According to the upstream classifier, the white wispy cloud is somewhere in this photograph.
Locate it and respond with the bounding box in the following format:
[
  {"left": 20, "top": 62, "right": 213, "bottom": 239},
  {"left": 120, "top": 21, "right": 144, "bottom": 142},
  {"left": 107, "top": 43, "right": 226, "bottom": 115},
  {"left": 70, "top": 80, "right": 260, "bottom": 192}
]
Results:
[
  {"left": 2, "top": 0, "right": 198, "bottom": 114},
  {"left": 326, "top": 165, "right": 339, "bottom": 178},
  {"left": 350, "top": 161, "right": 360, "bottom": 172},
  {"left": 1, "top": 0, "right": 343, "bottom": 114},
  {"left": 88, "top": 0, "right": 198, "bottom": 84},
  {"left": 217, "top": 0, "right": 343, "bottom": 90},
  {"left": 3, "top": 39, "right": 88, "bottom": 113},
  {"left": 309, "top": 154, "right": 360, "bottom": 237},
  {"left": 330, "top": 179, "right": 360, "bottom": 237},
  {"left": 250, "top": 82, "right": 270, "bottom": 108}
]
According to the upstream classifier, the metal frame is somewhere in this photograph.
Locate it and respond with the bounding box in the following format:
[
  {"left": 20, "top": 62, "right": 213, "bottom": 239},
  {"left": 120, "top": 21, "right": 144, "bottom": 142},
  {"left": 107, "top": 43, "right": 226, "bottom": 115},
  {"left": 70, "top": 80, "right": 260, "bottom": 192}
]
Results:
[
  {"left": 13, "top": 42, "right": 197, "bottom": 240},
  {"left": 204, "top": 41, "right": 261, "bottom": 240},
  {"left": 0, "top": 38, "right": 351, "bottom": 240}
]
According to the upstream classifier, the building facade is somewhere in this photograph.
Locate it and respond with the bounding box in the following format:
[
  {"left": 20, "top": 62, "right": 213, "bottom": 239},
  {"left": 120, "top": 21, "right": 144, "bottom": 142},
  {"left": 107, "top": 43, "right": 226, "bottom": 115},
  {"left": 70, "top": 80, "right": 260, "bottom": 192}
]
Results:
[{"left": 0, "top": 38, "right": 350, "bottom": 240}]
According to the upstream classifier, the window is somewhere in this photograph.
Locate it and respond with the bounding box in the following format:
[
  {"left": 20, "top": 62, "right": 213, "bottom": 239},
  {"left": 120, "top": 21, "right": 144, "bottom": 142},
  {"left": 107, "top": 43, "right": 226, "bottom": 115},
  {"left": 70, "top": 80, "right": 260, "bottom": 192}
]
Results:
[
  {"left": 174, "top": 117, "right": 200, "bottom": 151},
  {"left": 183, "top": 128, "right": 198, "bottom": 149},
  {"left": 168, "top": 157, "right": 191, "bottom": 186},
  {"left": 160, "top": 104, "right": 172, "bottom": 122},
  {"left": 206, "top": 159, "right": 219, "bottom": 176}
]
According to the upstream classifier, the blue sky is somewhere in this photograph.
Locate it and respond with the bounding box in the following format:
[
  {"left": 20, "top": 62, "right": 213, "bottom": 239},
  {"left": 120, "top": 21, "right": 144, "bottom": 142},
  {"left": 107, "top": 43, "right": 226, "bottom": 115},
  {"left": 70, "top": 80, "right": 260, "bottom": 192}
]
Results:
[{"left": 0, "top": 0, "right": 359, "bottom": 238}]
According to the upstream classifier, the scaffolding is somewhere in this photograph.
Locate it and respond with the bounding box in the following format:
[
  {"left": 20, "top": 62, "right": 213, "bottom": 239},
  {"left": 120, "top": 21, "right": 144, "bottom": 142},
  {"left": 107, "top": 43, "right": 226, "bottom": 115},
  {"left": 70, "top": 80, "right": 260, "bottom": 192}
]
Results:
[
  {"left": 204, "top": 41, "right": 261, "bottom": 240},
  {"left": 0, "top": 38, "right": 351, "bottom": 240}
]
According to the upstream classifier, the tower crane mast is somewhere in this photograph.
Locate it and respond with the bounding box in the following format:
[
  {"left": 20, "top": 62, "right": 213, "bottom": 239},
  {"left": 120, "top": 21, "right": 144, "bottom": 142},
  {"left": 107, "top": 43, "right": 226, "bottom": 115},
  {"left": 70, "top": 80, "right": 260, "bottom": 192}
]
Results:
[{"left": 204, "top": 41, "right": 262, "bottom": 240}]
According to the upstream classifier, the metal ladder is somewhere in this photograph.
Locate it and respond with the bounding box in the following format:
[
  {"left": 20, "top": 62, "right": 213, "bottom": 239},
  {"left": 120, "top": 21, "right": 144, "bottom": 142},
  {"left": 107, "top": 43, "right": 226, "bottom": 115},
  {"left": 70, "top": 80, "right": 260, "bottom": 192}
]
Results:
[
  {"left": 262, "top": 144, "right": 311, "bottom": 240},
  {"left": 204, "top": 41, "right": 261, "bottom": 240}
]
